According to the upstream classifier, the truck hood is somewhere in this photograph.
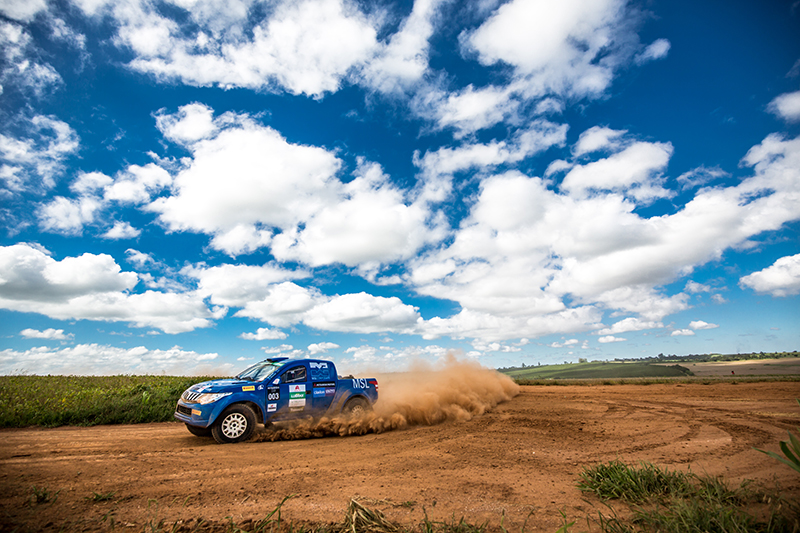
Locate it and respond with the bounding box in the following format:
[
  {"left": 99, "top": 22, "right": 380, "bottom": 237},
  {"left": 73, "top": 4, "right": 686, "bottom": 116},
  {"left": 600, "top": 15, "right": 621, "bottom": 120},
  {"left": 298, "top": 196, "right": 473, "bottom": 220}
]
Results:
[{"left": 187, "top": 379, "right": 257, "bottom": 393}]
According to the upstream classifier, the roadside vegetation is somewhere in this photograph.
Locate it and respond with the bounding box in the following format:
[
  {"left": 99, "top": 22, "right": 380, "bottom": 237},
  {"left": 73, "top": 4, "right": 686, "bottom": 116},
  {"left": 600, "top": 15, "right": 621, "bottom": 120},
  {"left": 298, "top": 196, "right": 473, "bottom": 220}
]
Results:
[{"left": 0, "top": 375, "right": 217, "bottom": 428}]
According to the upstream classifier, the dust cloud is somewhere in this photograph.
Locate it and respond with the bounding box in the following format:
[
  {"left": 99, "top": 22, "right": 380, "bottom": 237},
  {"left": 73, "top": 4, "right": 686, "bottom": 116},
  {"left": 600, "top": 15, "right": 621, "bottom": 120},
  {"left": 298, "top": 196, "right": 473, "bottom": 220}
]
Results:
[{"left": 254, "top": 355, "right": 519, "bottom": 442}]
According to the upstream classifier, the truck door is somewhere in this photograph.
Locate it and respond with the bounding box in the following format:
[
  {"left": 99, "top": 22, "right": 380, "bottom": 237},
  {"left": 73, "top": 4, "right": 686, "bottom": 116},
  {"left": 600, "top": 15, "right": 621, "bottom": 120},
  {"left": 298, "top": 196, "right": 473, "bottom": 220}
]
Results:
[
  {"left": 308, "top": 361, "right": 337, "bottom": 414},
  {"left": 271, "top": 363, "right": 310, "bottom": 421}
]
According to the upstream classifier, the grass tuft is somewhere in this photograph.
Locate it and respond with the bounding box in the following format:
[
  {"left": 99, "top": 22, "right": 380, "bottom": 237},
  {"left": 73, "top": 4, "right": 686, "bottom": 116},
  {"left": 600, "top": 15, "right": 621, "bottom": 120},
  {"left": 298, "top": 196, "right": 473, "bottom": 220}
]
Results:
[{"left": 578, "top": 460, "right": 800, "bottom": 533}]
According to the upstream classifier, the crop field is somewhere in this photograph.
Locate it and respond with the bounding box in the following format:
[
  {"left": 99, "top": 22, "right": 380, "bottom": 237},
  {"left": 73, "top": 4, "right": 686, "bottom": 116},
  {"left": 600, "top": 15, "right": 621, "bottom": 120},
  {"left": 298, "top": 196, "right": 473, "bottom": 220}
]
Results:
[{"left": 0, "top": 375, "right": 217, "bottom": 428}]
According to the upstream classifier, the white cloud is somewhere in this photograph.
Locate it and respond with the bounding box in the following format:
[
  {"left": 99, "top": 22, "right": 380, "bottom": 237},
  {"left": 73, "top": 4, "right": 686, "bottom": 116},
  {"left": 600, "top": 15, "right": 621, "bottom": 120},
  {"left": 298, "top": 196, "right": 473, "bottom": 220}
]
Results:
[
  {"left": 303, "top": 293, "right": 421, "bottom": 334},
  {"left": 240, "top": 327, "right": 288, "bottom": 341},
  {"left": 0, "top": 113, "right": 78, "bottom": 193},
  {"left": 308, "top": 342, "right": 340, "bottom": 355},
  {"left": 38, "top": 196, "right": 102, "bottom": 235},
  {"left": 670, "top": 329, "right": 694, "bottom": 336},
  {"left": 0, "top": 243, "right": 222, "bottom": 333},
  {"left": 0, "top": 343, "right": 229, "bottom": 375},
  {"left": 0, "top": 22, "right": 62, "bottom": 99},
  {"left": 561, "top": 141, "right": 674, "bottom": 201},
  {"left": 186, "top": 263, "right": 309, "bottom": 308},
  {"left": 20, "top": 328, "right": 72, "bottom": 340},
  {"left": 598, "top": 335, "right": 626, "bottom": 343},
  {"left": 740, "top": 253, "right": 800, "bottom": 297},
  {"left": 676, "top": 165, "right": 729, "bottom": 190},
  {"left": 635, "top": 38, "right": 670, "bottom": 65},
  {"left": 685, "top": 281, "right": 711, "bottom": 294},
  {"left": 596, "top": 317, "right": 663, "bottom": 335},
  {"left": 415, "top": 119, "right": 567, "bottom": 179},
  {"left": 767, "top": 90, "right": 800, "bottom": 122},
  {"left": 361, "top": 0, "right": 445, "bottom": 94},
  {"left": 408, "top": 132, "right": 800, "bottom": 343},
  {"left": 689, "top": 320, "right": 718, "bottom": 330},
  {"left": 103, "top": 163, "right": 172, "bottom": 204},
  {"left": 0, "top": 0, "right": 48, "bottom": 22},
  {"left": 102, "top": 222, "right": 141, "bottom": 240},
  {"left": 89, "top": 0, "right": 380, "bottom": 97},
  {"left": 464, "top": 0, "right": 633, "bottom": 100},
  {"left": 573, "top": 126, "right": 627, "bottom": 156},
  {"left": 150, "top": 107, "right": 442, "bottom": 264}
]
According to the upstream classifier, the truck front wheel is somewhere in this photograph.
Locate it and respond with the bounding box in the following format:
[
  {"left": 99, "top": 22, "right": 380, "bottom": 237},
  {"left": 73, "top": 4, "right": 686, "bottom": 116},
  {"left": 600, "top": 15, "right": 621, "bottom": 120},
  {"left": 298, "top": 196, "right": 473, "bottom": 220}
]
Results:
[
  {"left": 212, "top": 404, "right": 257, "bottom": 444},
  {"left": 343, "top": 397, "right": 369, "bottom": 417}
]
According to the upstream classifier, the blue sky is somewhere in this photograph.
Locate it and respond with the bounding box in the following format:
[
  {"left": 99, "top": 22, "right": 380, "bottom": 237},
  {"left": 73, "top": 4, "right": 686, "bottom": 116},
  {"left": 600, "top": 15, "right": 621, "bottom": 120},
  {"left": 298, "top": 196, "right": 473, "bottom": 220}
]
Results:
[{"left": 1, "top": 0, "right": 799, "bottom": 376}]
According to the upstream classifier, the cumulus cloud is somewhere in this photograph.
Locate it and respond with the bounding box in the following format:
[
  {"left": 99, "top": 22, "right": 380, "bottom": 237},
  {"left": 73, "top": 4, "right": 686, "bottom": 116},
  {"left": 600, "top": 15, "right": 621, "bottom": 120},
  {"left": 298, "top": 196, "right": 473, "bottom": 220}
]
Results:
[
  {"left": 0, "top": 114, "right": 78, "bottom": 193},
  {"left": 464, "top": 0, "right": 634, "bottom": 100},
  {"left": 598, "top": 335, "right": 626, "bottom": 343},
  {"left": 596, "top": 317, "right": 663, "bottom": 335},
  {"left": 767, "top": 90, "right": 800, "bottom": 122},
  {"left": 240, "top": 327, "right": 289, "bottom": 341},
  {"left": 740, "top": 253, "right": 800, "bottom": 297},
  {"left": 0, "top": 22, "right": 62, "bottom": 100},
  {"left": 689, "top": 320, "right": 718, "bottom": 330},
  {"left": 81, "top": 0, "right": 380, "bottom": 97},
  {"left": 0, "top": 344, "right": 229, "bottom": 375},
  {"left": 0, "top": 243, "right": 221, "bottom": 333},
  {"left": 101, "top": 222, "right": 141, "bottom": 240},
  {"left": 20, "top": 328, "right": 72, "bottom": 340},
  {"left": 670, "top": 329, "right": 694, "bottom": 336},
  {"left": 408, "top": 131, "right": 800, "bottom": 342},
  {"left": 308, "top": 342, "right": 340, "bottom": 355},
  {"left": 149, "top": 106, "right": 443, "bottom": 264}
]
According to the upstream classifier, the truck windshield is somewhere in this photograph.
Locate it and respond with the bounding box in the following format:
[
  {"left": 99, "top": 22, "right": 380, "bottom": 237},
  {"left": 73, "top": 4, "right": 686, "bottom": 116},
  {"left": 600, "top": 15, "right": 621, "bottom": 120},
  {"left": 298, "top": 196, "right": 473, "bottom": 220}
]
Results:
[{"left": 235, "top": 362, "right": 282, "bottom": 382}]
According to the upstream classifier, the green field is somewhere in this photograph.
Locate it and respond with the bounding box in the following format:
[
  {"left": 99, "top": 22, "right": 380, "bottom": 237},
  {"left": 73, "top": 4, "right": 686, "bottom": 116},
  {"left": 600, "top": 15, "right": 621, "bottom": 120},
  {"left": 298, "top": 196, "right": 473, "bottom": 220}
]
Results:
[
  {"left": 501, "top": 361, "right": 693, "bottom": 381},
  {"left": 0, "top": 374, "right": 215, "bottom": 428}
]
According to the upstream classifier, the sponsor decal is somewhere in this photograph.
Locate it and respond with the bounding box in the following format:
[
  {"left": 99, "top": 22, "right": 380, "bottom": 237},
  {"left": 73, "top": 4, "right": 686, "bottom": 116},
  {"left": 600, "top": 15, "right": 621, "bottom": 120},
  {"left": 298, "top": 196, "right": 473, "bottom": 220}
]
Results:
[
  {"left": 289, "top": 398, "right": 305, "bottom": 409},
  {"left": 273, "top": 378, "right": 279, "bottom": 384},
  {"left": 258, "top": 385, "right": 264, "bottom": 390},
  {"left": 267, "top": 387, "right": 280, "bottom": 401},
  {"left": 313, "top": 388, "right": 326, "bottom": 398},
  {"left": 289, "top": 384, "right": 306, "bottom": 393},
  {"left": 242, "top": 385, "right": 255, "bottom": 391},
  {"left": 310, "top": 361, "right": 331, "bottom": 381},
  {"left": 191, "top": 409, "right": 202, "bottom": 416},
  {"left": 267, "top": 403, "right": 277, "bottom": 413},
  {"left": 352, "top": 378, "right": 370, "bottom": 389},
  {"left": 290, "top": 391, "right": 305, "bottom": 400},
  {"left": 325, "top": 387, "right": 336, "bottom": 396},
  {"left": 313, "top": 381, "right": 336, "bottom": 388}
]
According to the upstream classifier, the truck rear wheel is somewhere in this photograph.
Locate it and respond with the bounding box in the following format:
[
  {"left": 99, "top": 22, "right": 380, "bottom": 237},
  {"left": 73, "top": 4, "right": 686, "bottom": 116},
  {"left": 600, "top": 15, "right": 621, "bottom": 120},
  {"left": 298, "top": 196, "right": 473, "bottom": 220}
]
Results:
[
  {"left": 343, "top": 397, "right": 369, "bottom": 417},
  {"left": 212, "top": 404, "right": 256, "bottom": 444}
]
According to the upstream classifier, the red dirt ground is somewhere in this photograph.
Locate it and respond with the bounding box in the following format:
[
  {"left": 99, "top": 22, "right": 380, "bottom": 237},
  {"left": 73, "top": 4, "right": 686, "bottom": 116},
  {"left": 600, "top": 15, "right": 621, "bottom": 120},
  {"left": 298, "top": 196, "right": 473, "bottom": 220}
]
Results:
[{"left": 2, "top": 381, "right": 800, "bottom": 532}]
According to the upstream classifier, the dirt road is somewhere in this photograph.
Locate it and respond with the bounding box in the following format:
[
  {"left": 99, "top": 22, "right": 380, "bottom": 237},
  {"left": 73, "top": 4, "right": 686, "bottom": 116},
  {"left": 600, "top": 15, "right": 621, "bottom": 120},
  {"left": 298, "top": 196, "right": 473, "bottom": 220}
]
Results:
[{"left": 2, "top": 381, "right": 799, "bottom": 532}]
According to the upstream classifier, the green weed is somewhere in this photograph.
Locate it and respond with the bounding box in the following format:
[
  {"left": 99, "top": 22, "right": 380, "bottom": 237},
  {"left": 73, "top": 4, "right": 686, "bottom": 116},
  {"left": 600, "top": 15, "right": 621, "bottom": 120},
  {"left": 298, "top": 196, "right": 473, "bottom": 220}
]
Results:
[
  {"left": 755, "top": 398, "right": 800, "bottom": 474},
  {"left": 29, "top": 485, "right": 60, "bottom": 505},
  {"left": 87, "top": 490, "right": 115, "bottom": 502}
]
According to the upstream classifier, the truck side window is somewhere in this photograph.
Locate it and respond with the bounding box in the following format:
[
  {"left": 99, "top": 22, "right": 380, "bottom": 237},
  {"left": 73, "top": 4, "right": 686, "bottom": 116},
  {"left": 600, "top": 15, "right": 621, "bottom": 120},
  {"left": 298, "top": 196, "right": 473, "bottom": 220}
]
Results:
[{"left": 281, "top": 366, "right": 307, "bottom": 384}]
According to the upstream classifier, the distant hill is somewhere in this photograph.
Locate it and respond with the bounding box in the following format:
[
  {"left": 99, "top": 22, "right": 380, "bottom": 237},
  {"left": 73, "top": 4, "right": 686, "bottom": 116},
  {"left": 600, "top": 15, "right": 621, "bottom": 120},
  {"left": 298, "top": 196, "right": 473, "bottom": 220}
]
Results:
[{"left": 500, "top": 361, "right": 692, "bottom": 381}]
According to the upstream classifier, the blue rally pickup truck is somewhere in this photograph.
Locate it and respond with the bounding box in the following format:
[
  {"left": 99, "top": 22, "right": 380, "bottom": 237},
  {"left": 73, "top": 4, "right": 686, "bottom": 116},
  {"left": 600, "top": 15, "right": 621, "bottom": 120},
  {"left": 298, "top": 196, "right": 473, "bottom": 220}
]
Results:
[{"left": 175, "top": 357, "right": 378, "bottom": 443}]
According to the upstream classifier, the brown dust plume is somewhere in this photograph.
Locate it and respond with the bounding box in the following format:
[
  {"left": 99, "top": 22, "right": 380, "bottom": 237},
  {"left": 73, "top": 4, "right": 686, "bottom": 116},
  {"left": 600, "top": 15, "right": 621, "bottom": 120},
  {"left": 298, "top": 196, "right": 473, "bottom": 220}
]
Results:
[{"left": 254, "top": 355, "right": 519, "bottom": 442}]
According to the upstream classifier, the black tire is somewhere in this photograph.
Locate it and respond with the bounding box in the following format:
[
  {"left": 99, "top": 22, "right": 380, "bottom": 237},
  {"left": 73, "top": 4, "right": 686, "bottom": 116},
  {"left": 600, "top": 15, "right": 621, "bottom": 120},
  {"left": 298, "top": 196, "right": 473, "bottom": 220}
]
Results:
[
  {"left": 343, "top": 397, "right": 370, "bottom": 417},
  {"left": 211, "top": 404, "right": 257, "bottom": 444},
  {"left": 186, "top": 423, "right": 212, "bottom": 437}
]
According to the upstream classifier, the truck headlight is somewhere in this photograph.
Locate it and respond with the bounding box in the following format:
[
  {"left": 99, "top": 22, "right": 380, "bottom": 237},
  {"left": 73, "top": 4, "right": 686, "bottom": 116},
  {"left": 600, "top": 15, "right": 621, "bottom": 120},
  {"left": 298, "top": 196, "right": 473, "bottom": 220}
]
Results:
[{"left": 194, "top": 392, "right": 232, "bottom": 405}]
